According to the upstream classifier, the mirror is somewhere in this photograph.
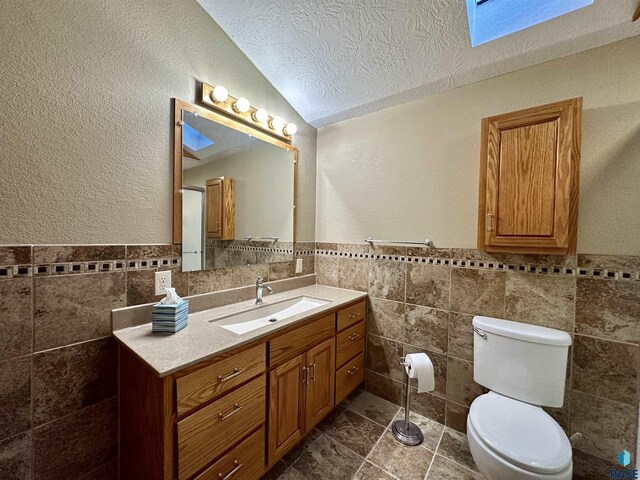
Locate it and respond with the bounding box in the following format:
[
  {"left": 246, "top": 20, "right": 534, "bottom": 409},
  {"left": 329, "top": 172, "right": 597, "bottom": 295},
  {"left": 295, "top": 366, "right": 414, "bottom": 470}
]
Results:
[{"left": 174, "top": 101, "right": 297, "bottom": 272}]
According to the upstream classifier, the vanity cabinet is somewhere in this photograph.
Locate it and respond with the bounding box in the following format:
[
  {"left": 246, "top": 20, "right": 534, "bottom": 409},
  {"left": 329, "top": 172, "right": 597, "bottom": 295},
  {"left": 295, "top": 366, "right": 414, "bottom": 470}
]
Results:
[
  {"left": 205, "top": 176, "right": 235, "bottom": 240},
  {"left": 267, "top": 314, "right": 336, "bottom": 465},
  {"left": 477, "top": 97, "right": 582, "bottom": 255},
  {"left": 305, "top": 338, "right": 336, "bottom": 429},
  {"left": 268, "top": 354, "right": 306, "bottom": 462},
  {"left": 119, "top": 298, "right": 366, "bottom": 480}
]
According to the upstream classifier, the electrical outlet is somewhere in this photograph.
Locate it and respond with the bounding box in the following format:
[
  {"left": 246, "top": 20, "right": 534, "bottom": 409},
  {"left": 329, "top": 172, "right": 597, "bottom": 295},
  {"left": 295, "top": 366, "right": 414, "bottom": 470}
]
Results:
[
  {"left": 155, "top": 270, "right": 172, "bottom": 296},
  {"left": 295, "top": 258, "right": 303, "bottom": 274}
]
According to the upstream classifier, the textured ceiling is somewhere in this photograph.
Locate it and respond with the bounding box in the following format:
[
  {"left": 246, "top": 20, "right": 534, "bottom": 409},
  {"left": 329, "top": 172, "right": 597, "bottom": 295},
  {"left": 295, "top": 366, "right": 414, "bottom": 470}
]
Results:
[{"left": 197, "top": 0, "right": 640, "bottom": 127}]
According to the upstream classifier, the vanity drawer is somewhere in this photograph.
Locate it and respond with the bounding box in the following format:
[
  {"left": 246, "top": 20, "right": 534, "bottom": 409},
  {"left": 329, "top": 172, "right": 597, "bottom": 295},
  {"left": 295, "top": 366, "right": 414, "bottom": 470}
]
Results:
[
  {"left": 176, "top": 343, "right": 266, "bottom": 415},
  {"left": 270, "top": 314, "right": 335, "bottom": 367},
  {"left": 335, "top": 352, "right": 364, "bottom": 405},
  {"left": 178, "top": 375, "right": 266, "bottom": 480},
  {"left": 336, "top": 321, "right": 365, "bottom": 368},
  {"left": 337, "top": 301, "right": 366, "bottom": 332},
  {"left": 193, "top": 427, "right": 265, "bottom": 480}
]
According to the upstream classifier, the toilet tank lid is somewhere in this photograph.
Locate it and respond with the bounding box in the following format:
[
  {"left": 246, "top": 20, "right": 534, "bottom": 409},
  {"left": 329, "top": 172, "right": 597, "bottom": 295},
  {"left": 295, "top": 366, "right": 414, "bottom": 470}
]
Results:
[{"left": 472, "top": 316, "right": 572, "bottom": 346}]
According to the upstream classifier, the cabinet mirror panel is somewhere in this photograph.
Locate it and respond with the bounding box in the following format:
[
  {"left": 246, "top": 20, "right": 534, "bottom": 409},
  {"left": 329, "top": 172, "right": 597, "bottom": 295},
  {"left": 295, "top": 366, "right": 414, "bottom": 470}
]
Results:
[{"left": 174, "top": 101, "right": 296, "bottom": 272}]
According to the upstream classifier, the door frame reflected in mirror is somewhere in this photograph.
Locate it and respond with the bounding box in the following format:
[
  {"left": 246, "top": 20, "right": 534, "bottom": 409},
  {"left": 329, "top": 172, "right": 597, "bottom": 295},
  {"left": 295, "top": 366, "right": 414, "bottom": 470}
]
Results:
[{"left": 172, "top": 98, "right": 298, "bottom": 245}]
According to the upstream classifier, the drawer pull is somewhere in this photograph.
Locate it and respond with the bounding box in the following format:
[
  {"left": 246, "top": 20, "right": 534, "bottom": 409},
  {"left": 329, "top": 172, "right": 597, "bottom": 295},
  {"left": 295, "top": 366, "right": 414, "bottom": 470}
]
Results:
[
  {"left": 218, "top": 460, "right": 242, "bottom": 480},
  {"left": 348, "top": 332, "right": 361, "bottom": 341},
  {"left": 218, "top": 403, "right": 243, "bottom": 421},
  {"left": 348, "top": 366, "right": 360, "bottom": 375},
  {"left": 349, "top": 312, "right": 360, "bottom": 319},
  {"left": 217, "top": 368, "right": 242, "bottom": 383}
]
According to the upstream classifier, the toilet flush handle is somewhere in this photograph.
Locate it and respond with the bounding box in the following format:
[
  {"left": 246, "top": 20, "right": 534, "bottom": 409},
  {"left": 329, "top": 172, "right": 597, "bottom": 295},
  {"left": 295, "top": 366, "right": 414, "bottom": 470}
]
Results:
[{"left": 473, "top": 327, "right": 487, "bottom": 340}]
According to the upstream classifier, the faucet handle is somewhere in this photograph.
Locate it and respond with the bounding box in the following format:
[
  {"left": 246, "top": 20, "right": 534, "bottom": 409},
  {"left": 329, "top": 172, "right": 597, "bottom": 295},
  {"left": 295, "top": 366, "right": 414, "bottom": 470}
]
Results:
[{"left": 256, "top": 275, "right": 264, "bottom": 285}]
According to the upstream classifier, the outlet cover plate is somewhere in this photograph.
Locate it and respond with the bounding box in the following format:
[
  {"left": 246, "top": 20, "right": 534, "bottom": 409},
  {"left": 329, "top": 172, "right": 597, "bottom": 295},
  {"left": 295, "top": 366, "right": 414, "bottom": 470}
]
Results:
[
  {"left": 295, "top": 258, "right": 303, "bottom": 274},
  {"left": 155, "top": 270, "right": 172, "bottom": 296}
]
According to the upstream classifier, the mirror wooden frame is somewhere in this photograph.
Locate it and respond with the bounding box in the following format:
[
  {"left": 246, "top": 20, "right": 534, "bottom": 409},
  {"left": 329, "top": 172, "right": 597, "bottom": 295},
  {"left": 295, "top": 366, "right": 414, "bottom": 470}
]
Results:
[{"left": 172, "top": 98, "right": 298, "bottom": 245}]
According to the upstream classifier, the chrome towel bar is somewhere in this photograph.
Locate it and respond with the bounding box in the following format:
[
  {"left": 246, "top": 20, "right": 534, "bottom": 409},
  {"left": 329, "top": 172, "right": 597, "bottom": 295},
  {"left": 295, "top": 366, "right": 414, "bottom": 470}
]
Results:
[
  {"left": 365, "top": 236, "right": 433, "bottom": 247},
  {"left": 243, "top": 236, "right": 279, "bottom": 242}
]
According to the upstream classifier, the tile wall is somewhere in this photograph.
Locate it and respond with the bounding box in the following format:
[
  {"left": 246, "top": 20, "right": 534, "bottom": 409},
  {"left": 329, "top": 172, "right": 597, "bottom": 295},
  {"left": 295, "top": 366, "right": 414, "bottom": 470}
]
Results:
[
  {"left": 315, "top": 243, "right": 640, "bottom": 474},
  {"left": 0, "top": 243, "right": 314, "bottom": 480}
]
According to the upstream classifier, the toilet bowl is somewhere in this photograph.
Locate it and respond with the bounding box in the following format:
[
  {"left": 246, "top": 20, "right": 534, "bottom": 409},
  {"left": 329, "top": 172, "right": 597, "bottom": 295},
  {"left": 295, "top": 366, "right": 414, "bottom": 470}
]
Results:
[
  {"left": 467, "top": 392, "right": 572, "bottom": 480},
  {"left": 467, "top": 392, "right": 573, "bottom": 480},
  {"left": 468, "top": 317, "right": 573, "bottom": 480}
]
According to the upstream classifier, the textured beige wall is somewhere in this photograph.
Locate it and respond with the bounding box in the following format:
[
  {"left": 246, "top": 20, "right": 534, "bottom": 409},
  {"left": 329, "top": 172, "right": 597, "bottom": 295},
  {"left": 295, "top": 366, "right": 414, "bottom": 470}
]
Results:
[
  {"left": 0, "top": 0, "right": 316, "bottom": 244},
  {"left": 316, "top": 37, "right": 640, "bottom": 255}
]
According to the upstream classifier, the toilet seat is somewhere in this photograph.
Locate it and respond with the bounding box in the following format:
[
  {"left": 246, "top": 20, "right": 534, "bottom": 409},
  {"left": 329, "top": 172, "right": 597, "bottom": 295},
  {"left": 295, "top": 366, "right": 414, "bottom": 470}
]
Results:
[{"left": 468, "top": 392, "right": 572, "bottom": 475}]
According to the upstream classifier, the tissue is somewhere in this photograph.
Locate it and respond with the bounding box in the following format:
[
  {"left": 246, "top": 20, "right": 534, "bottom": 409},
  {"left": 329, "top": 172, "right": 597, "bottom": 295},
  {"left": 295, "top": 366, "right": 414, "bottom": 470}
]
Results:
[
  {"left": 405, "top": 353, "right": 435, "bottom": 393},
  {"left": 160, "top": 287, "right": 181, "bottom": 305}
]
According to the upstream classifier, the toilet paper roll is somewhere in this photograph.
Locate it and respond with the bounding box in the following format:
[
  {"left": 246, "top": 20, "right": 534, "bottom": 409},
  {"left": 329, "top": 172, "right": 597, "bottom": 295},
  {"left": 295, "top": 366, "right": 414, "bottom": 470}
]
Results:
[{"left": 405, "top": 353, "right": 435, "bottom": 393}]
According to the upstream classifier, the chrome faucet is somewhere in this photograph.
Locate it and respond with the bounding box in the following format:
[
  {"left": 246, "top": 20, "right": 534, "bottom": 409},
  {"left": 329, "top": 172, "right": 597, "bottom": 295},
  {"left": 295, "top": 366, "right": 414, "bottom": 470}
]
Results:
[{"left": 255, "top": 275, "right": 272, "bottom": 305}]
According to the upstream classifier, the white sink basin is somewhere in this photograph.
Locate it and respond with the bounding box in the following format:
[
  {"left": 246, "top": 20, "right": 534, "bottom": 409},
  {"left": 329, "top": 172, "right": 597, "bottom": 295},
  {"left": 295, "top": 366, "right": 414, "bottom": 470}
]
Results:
[{"left": 212, "top": 296, "right": 329, "bottom": 334}]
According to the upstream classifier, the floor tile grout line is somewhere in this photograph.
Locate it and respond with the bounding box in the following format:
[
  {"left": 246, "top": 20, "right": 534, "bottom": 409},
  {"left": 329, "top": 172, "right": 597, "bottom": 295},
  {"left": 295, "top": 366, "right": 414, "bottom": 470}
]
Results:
[
  {"left": 362, "top": 406, "right": 419, "bottom": 479},
  {"left": 424, "top": 427, "right": 446, "bottom": 480},
  {"left": 343, "top": 402, "right": 395, "bottom": 428},
  {"left": 285, "top": 428, "right": 325, "bottom": 467},
  {"left": 324, "top": 433, "right": 372, "bottom": 463},
  {"left": 346, "top": 397, "right": 403, "bottom": 429},
  {"left": 433, "top": 427, "right": 485, "bottom": 477}
]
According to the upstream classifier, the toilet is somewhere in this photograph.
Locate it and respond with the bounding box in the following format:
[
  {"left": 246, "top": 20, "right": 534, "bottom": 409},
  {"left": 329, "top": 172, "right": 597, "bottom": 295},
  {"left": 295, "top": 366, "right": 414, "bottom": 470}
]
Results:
[{"left": 467, "top": 316, "right": 573, "bottom": 480}]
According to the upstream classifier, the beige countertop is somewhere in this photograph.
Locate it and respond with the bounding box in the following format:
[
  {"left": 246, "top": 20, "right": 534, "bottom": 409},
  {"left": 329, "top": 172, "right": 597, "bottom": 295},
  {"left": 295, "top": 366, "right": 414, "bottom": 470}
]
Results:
[{"left": 113, "top": 285, "right": 366, "bottom": 377}]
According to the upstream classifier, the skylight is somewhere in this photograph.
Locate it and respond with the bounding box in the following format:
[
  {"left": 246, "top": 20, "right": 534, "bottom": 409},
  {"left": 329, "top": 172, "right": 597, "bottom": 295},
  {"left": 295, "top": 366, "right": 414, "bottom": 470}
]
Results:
[
  {"left": 182, "top": 123, "right": 214, "bottom": 151},
  {"left": 466, "top": 0, "right": 594, "bottom": 47}
]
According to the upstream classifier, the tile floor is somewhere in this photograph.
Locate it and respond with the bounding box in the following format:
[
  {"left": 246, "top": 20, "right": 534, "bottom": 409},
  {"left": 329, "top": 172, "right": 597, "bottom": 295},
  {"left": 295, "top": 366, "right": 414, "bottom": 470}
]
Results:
[{"left": 262, "top": 390, "right": 484, "bottom": 480}]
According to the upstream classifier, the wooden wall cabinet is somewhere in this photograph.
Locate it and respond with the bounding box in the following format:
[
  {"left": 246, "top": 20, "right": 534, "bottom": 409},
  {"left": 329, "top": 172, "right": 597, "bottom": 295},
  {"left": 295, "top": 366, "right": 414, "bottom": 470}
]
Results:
[
  {"left": 477, "top": 98, "right": 582, "bottom": 255},
  {"left": 206, "top": 177, "right": 235, "bottom": 240}
]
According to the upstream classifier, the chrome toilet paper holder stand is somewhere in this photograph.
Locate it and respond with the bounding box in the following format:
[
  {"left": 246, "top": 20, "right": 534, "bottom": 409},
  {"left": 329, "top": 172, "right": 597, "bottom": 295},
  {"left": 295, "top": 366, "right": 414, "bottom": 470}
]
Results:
[{"left": 392, "top": 357, "right": 424, "bottom": 446}]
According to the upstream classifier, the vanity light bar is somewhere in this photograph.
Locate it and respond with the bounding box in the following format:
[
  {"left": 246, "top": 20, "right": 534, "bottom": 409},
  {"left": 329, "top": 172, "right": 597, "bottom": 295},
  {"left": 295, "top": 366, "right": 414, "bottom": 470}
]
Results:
[{"left": 200, "top": 82, "right": 296, "bottom": 141}]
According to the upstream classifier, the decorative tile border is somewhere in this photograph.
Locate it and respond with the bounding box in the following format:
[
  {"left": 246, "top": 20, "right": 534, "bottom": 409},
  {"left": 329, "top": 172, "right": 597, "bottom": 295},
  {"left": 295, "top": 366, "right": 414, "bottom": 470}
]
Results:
[
  {"left": 208, "top": 243, "right": 295, "bottom": 255},
  {"left": 0, "top": 265, "right": 32, "bottom": 279},
  {"left": 0, "top": 256, "right": 182, "bottom": 279},
  {"left": 205, "top": 240, "right": 315, "bottom": 257},
  {"left": 0, "top": 241, "right": 316, "bottom": 280},
  {"left": 314, "top": 247, "right": 640, "bottom": 282}
]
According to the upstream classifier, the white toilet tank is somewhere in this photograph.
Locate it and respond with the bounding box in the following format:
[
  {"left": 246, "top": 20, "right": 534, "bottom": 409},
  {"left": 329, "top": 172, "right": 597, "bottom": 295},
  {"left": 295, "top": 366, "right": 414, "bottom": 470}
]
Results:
[{"left": 472, "top": 316, "right": 572, "bottom": 408}]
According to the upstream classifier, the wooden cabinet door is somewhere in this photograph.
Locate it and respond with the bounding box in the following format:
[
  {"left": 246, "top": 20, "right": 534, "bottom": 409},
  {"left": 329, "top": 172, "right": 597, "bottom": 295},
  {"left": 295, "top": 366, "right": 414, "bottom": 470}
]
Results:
[
  {"left": 206, "top": 178, "right": 223, "bottom": 239},
  {"left": 478, "top": 98, "right": 581, "bottom": 255},
  {"left": 305, "top": 338, "right": 335, "bottom": 430},
  {"left": 268, "top": 353, "right": 306, "bottom": 465}
]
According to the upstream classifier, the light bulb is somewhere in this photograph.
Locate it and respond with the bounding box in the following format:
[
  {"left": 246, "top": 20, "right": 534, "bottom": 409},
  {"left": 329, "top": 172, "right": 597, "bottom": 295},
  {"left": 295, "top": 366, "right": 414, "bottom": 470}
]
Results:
[
  {"left": 269, "top": 116, "right": 285, "bottom": 132},
  {"left": 284, "top": 123, "right": 298, "bottom": 136},
  {"left": 233, "top": 97, "right": 250, "bottom": 113},
  {"left": 252, "top": 108, "right": 269, "bottom": 123},
  {"left": 211, "top": 85, "right": 228, "bottom": 102}
]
